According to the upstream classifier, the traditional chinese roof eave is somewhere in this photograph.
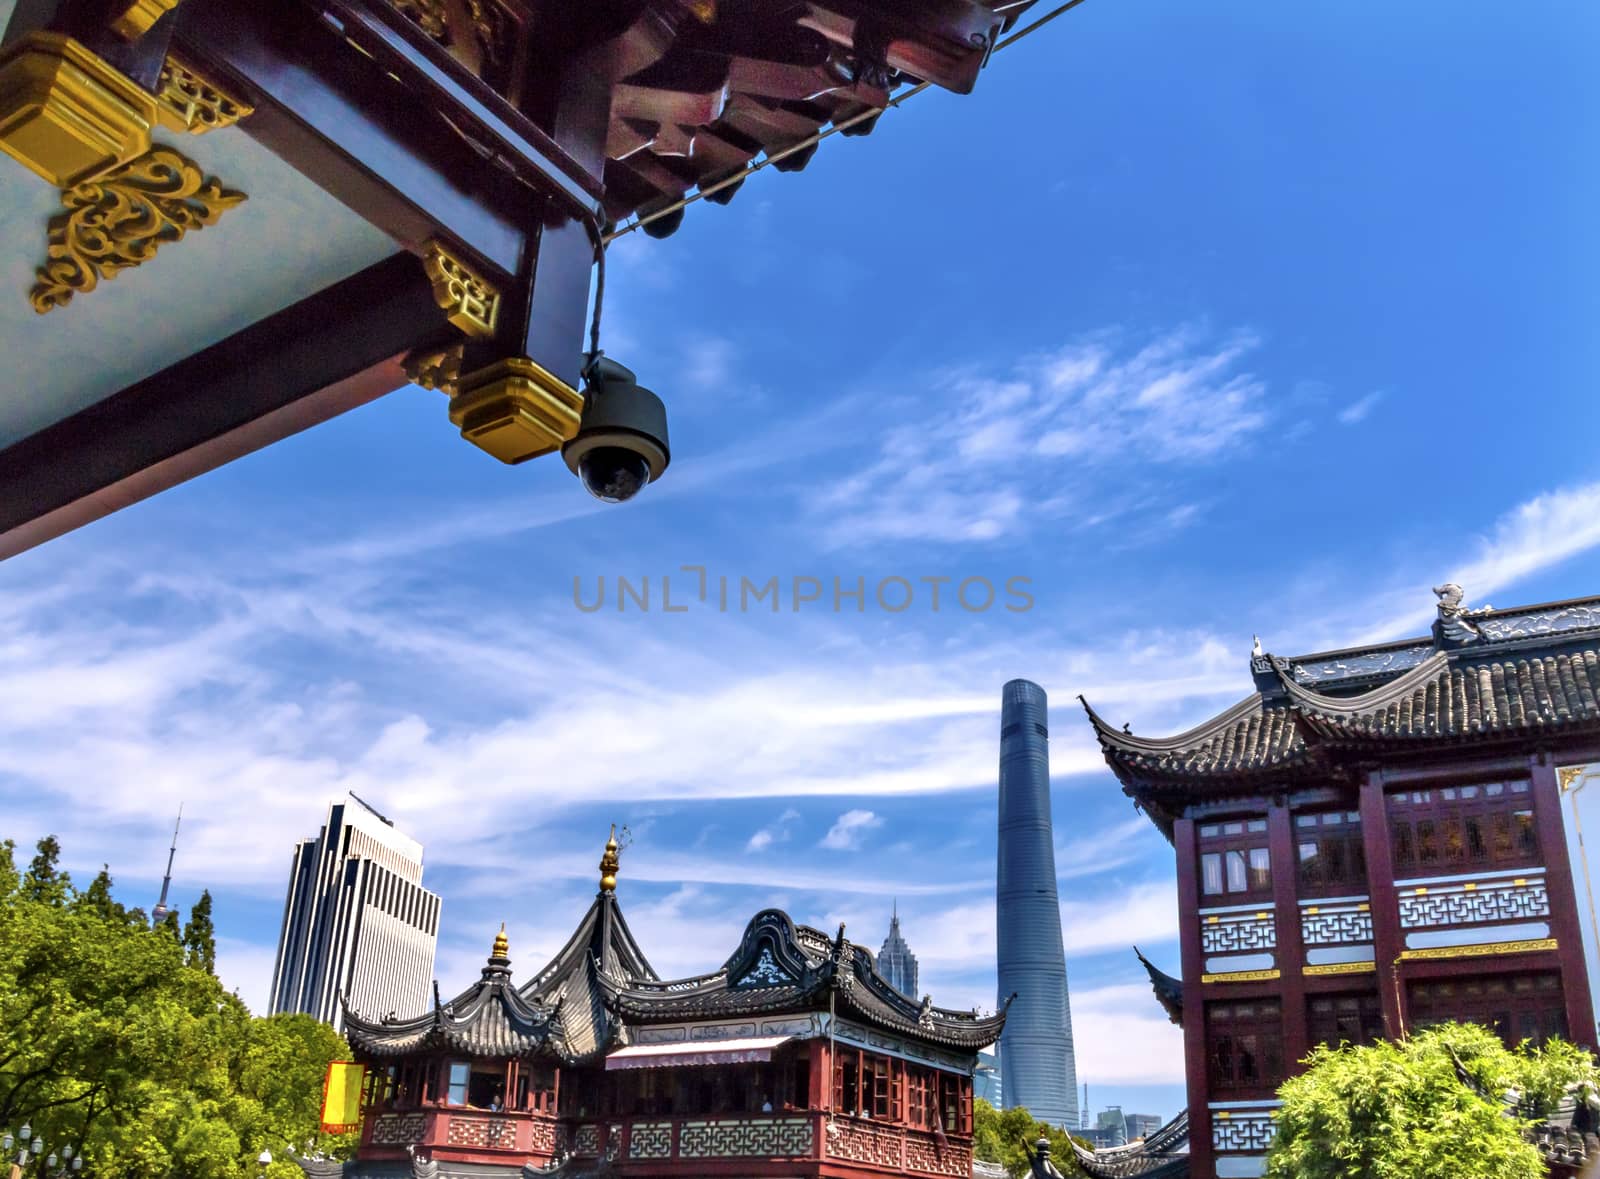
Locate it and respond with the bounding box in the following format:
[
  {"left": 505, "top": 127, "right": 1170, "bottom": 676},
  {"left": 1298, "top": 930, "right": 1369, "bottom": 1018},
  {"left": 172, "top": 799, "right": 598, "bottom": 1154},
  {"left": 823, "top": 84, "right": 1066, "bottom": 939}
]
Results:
[
  {"left": 1080, "top": 692, "right": 1267, "bottom": 757},
  {"left": 343, "top": 959, "right": 560, "bottom": 1060},
  {"left": 1134, "top": 947, "right": 1182, "bottom": 1027},
  {"left": 603, "top": 909, "right": 1004, "bottom": 1051},
  {"left": 1068, "top": 1111, "right": 1191, "bottom": 1179}
]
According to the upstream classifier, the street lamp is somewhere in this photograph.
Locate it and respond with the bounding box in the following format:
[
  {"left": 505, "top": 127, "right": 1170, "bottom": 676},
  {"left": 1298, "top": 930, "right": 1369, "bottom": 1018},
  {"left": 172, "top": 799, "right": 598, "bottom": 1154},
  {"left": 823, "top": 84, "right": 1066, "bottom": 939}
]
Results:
[
  {"left": 2, "top": 1129, "right": 84, "bottom": 1177},
  {"left": 256, "top": 1148, "right": 272, "bottom": 1178}
]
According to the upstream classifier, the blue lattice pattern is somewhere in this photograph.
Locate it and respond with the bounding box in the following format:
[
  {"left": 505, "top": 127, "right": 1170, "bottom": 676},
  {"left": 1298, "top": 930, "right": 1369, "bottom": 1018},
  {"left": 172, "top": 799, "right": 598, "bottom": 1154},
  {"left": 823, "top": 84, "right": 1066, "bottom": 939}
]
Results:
[
  {"left": 1211, "top": 1111, "right": 1276, "bottom": 1153},
  {"left": 1300, "top": 900, "right": 1373, "bottom": 945},
  {"left": 1398, "top": 875, "right": 1549, "bottom": 929},
  {"left": 1200, "top": 909, "right": 1276, "bottom": 954}
]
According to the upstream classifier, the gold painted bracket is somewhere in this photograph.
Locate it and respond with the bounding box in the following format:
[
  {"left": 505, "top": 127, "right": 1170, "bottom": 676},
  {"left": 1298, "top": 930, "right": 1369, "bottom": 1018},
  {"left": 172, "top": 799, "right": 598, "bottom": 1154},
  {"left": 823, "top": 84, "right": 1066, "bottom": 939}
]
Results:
[
  {"left": 1398, "top": 937, "right": 1557, "bottom": 963},
  {"left": 402, "top": 343, "right": 463, "bottom": 393},
  {"left": 0, "top": 33, "right": 157, "bottom": 187},
  {"left": 156, "top": 53, "right": 253, "bottom": 133},
  {"left": 448, "top": 356, "right": 582, "bottom": 464},
  {"left": 422, "top": 239, "right": 500, "bottom": 338},
  {"left": 30, "top": 145, "right": 246, "bottom": 313},
  {"left": 1200, "top": 968, "right": 1281, "bottom": 985},
  {"left": 1302, "top": 961, "right": 1377, "bottom": 977},
  {"left": 110, "top": 0, "right": 184, "bottom": 40}
]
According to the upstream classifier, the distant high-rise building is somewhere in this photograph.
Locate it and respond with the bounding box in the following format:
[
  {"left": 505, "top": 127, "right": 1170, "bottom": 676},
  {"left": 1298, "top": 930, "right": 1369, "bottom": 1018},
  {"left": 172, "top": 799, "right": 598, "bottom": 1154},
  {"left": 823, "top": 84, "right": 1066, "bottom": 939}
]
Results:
[
  {"left": 996, "top": 679, "right": 1079, "bottom": 1129},
  {"left": 269, "top": 793, "right": 441, "bottom": 1030},
  {"left": 974, "top": 1050, "right": 1003, "bottom": 1107},
  {"left": 1095, "top": 1106, "right": 1128, "bottom": 1147},
  {"left": 876, "top": 903, "right": 919, "bottom": 999},
  {"left": 1125, "top": 1113, "right": 1164, "bottom": 1141}
]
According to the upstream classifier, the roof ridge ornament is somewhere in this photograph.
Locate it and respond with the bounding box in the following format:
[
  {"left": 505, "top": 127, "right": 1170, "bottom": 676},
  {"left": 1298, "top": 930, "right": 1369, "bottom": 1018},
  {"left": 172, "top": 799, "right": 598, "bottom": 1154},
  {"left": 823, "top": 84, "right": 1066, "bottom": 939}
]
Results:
[
  {"left": 599, "top": 825, "right": 623, "bottom": 892},
  {"left": 1434, "top": 582, "right": 1492, "bottom": 648}
]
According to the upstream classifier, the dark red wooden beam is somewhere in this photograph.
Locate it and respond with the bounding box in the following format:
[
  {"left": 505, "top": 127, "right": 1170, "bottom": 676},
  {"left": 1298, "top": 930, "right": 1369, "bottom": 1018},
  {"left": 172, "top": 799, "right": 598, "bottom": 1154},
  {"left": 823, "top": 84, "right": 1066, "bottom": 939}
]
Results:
[
  {"left": 173, "top": 0, "right": 540, "bottom": 277},
  {"left": 0, "top": 252, "right": 452, "bottom": 562}
]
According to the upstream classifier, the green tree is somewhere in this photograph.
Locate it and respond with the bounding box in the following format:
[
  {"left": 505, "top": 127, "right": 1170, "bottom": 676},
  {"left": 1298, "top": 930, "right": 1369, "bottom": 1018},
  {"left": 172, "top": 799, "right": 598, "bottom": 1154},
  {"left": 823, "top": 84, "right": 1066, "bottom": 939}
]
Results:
[
  {"left": 0, "top": 834, "right": 354, "bottom": 1178},
  {"left": 22, "top": 834, "right": 72, "bottom": 906},
  {"left": 183, "top": 889, "right": 217, "bottom": 974},
  {"left": 1268, "top": 1022, "right": 1599, "bottom": 1179},
  {"left": 973, "top": 1098, "right": 1084, "bottom": 1176},
  {"left": 0, "top": 838, "right": 18, "bottom": 899}
]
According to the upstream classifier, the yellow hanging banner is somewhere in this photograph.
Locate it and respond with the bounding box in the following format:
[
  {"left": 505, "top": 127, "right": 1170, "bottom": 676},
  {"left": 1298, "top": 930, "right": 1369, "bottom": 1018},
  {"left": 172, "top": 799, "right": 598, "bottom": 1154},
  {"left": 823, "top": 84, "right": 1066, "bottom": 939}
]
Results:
[{"left": 320, "top": 1061, "right": 366, "bottom": 1133}]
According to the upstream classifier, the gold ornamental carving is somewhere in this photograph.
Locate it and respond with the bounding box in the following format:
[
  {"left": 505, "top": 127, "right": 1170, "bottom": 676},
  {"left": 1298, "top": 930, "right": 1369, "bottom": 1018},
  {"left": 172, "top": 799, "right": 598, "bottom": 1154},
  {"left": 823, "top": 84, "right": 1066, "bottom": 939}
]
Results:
[
  {"left": 402, "top": 343, "right": 463, "bottom": 393},
  {"left": 1398, "top": 937, "right": 1557, "bottom": 963},
  {"left": 422, "top": 239, "right": 500, "bottom": 338},
  {"left": 1558, "top": 765, "right": 1587, "bottom": 793},
  {"left": 1200, "top": 968, "right": 1281, "bottom": 985},
  {"left": 31, "top": 145, "right": 246, "bottom": 313},
  {"left": 388, "top": 0, "right": 512, "bottom": 72},
  {"left": 448, "top": 355, "right": 581, "bottom": 464},
  {"left": 109, "top": 0, "right": 184, "bottom": 40},
  {"left": 1302, "top": 961, "right": 1377, "bottom": 977},
  {"left": 0, "top": 33, "right": 157, "bottom": 187},
  {"left": 156, "top": 54, "right": 253, "bottom": 134}
]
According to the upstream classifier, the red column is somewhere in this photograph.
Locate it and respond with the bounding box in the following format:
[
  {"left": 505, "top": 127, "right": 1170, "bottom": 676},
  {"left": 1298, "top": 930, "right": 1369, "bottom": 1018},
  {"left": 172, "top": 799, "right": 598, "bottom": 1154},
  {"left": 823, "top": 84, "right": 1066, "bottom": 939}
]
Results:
[
  {"left": 1358, "top": 772, "right": 1407, "bottom": 1040},
  {"left": 1269, "top": 800, "right": 1309, "bottom": 1070},
  {"left": 1531, "top": 759, "right": 1600, "bottom": 1051},
  {"left": 1174, "top": 817, "right": 1214, "bottom": 1179}
]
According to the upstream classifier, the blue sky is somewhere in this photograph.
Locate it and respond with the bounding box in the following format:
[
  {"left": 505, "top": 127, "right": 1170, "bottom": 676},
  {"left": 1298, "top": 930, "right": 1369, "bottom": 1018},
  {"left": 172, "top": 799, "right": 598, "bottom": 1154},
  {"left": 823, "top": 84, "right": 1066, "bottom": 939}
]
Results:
[{"left": 3, "top": 0, "right": 1600, "bottom": 1127}]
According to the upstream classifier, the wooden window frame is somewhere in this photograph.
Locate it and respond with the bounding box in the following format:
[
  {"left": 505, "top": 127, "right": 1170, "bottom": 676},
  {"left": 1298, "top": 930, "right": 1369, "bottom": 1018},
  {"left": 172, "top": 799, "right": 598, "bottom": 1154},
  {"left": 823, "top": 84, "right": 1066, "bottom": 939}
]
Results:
[
  {"left": 1205, "top": 998, "right": 1285, "bottom": 1097},
  {"left": 1388, "top": 781, "right": 1539, "bottom": 878},
  {"left": 1198, "top": 818, "right": 1273, "bottom": 901},
  {"left": 1295, "top": 810, "right": 1367, "bottom": 896}
]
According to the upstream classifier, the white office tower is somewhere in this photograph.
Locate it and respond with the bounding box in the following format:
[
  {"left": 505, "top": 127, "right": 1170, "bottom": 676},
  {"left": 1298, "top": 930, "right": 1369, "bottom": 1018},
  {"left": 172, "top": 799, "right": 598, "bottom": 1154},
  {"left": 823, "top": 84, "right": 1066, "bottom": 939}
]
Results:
[{"left": 269, "top": 793, "right": 441, "bottom": 1030}]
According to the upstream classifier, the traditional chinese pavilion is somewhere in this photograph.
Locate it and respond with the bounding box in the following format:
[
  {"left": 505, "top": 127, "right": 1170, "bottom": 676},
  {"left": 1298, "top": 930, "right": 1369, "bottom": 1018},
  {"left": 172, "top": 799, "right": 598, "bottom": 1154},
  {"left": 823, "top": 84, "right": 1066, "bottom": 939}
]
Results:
[
  {"left": 1077, "top": 585, "right": 1600, "bottom": 1179},
  {"left": 309, "top": 832, "right": 1004, "bottom": 1179},
  {"left": 0, "top": 0, "right": 1046, "bottom": 559}
]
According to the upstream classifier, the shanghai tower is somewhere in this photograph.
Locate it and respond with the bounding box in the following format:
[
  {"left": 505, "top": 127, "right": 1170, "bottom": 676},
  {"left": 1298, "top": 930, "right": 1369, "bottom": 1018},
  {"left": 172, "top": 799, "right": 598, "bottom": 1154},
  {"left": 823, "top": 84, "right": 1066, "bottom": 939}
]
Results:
[{"left": 996, "top": 679, "right": 1078, "bottom": 1128}]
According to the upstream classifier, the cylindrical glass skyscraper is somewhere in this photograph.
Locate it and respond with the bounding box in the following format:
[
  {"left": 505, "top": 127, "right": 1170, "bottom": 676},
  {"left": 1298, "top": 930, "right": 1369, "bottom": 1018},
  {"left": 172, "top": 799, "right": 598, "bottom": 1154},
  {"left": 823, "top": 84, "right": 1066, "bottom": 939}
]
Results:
[{"left": 996, "top": 678, "right": 1079, "bottom": 1128}]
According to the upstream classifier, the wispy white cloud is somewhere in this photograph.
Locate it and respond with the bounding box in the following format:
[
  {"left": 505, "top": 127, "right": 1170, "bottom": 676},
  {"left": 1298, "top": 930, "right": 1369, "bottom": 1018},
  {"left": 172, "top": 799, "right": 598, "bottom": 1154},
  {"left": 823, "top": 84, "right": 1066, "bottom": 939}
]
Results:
[
  {"left": 746, "top": 807, "right": 801, "bottom": 852},
  {"left": 820, "top": 808, "right": 883, "bottom": 851},
  {"left": 812, "top": 325, "right": 1269, "bottom": 547},
  {"left": 1073, "top": 983, "right": 1186, "bottom": 1084},
  {"left": 1351, "top": 480, "right": 1600, "bottom": 644},
  {"left": 1337, "top": 391, "right": 1384, "bottom": 425}
]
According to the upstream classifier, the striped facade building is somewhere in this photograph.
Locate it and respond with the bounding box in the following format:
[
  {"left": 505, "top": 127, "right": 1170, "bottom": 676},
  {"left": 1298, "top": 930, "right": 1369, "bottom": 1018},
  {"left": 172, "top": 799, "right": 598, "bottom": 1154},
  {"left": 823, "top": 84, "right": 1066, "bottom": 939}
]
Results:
[{"left": 269, "top": 794, "right": 441, "bottom": 1030}]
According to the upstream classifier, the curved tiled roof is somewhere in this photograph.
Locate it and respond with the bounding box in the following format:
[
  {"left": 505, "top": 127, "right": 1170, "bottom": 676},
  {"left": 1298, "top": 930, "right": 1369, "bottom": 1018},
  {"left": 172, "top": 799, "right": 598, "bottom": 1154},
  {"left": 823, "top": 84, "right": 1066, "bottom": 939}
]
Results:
[
  {"left": 343, "top": 938, "right": 557, "bottom": 1060},
  {"left": 603, "top": 909, "right": 1006, "bottom": 1051},
  {"left": 1067, "top": 1112, "right": 1190, "bottom": 1179},
  {"left": 1081, "top": 692, "right": 1307, "bottom": 782},
  {"left": 1083, "top": 591, "right": 1600, "bottom": 815},
  {"left": 518, "top": 892, "right": 658, "bottom": 1063}
]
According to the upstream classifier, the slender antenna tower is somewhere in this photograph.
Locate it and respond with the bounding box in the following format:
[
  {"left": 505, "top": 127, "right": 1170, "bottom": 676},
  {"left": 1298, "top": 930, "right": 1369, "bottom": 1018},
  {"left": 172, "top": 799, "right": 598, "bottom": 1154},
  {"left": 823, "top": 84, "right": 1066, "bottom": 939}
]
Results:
[{"left": 150, "top": 805, "right": 183, "bottom": 926}]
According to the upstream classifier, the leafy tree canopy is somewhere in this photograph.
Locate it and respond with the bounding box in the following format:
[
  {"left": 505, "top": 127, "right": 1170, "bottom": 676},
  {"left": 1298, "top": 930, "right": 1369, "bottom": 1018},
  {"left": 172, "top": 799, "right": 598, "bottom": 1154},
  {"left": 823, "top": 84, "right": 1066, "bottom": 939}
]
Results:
[
  {"left": 973, "top": 1097, "right": 1085, "bottom": 1176},
  {"left": 0, "top": 836, "right": 356, "bottom": 1178},
  {"left": 1268, "top": 1021, "right": 1600, "bottom": 1179}
]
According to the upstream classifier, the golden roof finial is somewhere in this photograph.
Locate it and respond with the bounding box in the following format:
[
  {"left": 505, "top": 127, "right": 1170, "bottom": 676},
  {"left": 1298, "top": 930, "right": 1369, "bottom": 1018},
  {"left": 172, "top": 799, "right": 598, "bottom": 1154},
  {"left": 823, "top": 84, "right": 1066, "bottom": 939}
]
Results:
[
  {"left": 492, "top": 922, "right": 509, "bottom": 960},
  {"left": 599, "top": 824, "right": 621, "bottom": 892}
]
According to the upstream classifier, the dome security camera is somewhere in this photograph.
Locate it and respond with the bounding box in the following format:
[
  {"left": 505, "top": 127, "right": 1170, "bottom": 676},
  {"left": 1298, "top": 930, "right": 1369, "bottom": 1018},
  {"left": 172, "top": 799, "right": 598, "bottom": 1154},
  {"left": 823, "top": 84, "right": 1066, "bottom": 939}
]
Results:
[{"left": 563, "top": 356, "right": 670, "bottom": 503}]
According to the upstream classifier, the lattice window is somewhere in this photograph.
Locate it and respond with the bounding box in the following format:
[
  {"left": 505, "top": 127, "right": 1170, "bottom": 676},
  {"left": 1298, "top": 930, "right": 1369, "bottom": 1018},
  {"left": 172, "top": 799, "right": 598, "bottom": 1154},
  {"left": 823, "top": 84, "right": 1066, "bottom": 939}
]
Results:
[
  {"left": 1388, "top": 782, "right": 1539, "bottom": 877},
  {"left": 1307, "top": 991, "right": 1384, "bottom": 1049},
  {"left": 1206, "top": 999, "right": 1285, "bottom": 1095},
  {"left": 1295, "top": 810, "right": 1367, "bottom": 896},
  {"left": 1409, "top": 972, "right": 1567, "bottom": 1047},
  {"left": 1199, "top": 818, "right": 1272, "bottom": 900}
]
